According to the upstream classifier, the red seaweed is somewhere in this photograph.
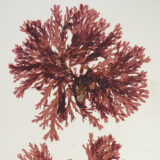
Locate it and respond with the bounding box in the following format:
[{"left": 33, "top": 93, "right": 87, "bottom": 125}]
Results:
[{"left": 9, "top": 4, "right": 150, "bottom": 141}]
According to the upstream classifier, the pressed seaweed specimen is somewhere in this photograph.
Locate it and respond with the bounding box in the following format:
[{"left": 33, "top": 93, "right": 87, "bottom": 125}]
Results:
[
  {"left": 17, "top": 143, "right": 53, "bottom": 160},
  {"left": 83, "top": 133, "right": 121, "bottom": 160},
  {"left": 18, "top": 134, "right": 121, "bottom": 160},
  {"left": 9, "top": 4, "right": 150, "bottom": 141}
]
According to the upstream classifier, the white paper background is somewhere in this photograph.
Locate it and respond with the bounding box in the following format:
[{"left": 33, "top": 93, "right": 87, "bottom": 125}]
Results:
[{"left": 0, "top": 0, "right": 160, "bottom": 159}]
